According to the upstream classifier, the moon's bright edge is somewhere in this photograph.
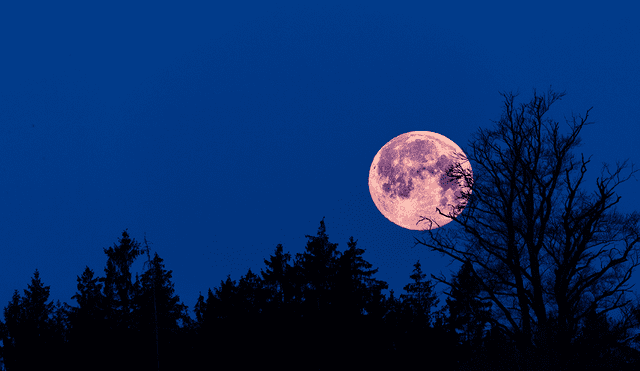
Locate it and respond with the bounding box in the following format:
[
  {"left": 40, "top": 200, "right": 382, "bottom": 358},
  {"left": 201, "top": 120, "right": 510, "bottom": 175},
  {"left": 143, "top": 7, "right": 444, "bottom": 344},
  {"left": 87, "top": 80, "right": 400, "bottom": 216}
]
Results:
[{"left": 368, "top": 131, "right": 473, "bottom": 230}]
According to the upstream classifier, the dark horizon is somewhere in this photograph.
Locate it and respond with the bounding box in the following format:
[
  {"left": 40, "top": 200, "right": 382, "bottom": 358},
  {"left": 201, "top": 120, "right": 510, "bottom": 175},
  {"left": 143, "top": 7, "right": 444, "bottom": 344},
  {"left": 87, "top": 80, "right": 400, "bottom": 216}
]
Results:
[{"left": 2, "top": 214, "right": 639, "bottom": 370}]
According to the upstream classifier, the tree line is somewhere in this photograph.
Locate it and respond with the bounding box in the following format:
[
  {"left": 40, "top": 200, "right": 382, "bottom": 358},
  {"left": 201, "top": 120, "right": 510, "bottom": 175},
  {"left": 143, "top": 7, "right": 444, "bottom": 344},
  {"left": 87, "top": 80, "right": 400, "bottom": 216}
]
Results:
[
  {"left": 0, "top": 223, "right": 445, "bottom": 370},
  {"left": 0, "top": 218, "right": 638, "bottom": 370},
  {"left": 1, "top": 88, "right": 639, "bottom": 370}
]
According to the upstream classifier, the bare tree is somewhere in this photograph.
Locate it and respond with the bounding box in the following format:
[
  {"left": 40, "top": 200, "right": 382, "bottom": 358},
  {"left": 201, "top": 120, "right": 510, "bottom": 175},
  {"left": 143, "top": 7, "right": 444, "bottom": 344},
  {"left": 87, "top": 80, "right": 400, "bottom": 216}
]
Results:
[{"left": 414, "top": 88, "right": 640, "bottom": 365}]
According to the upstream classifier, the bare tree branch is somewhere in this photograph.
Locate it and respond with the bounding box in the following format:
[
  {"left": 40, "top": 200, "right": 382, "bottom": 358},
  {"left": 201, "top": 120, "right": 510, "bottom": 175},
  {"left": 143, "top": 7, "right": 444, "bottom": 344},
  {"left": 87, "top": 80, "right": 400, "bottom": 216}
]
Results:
[{"left": 413, "top": 88, "right": 640, "bottom": 360}]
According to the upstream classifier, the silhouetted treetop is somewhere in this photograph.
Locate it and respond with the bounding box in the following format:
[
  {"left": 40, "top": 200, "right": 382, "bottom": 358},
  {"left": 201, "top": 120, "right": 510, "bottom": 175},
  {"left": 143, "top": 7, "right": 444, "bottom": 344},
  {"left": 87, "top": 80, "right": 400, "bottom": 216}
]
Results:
[
  {"left": 71, "top": 266, "right": 104, "bottom": 312},
  {"left": 444, "top": 260, "right": 492, "bottom": 345},
  {"left": 101, "top": 230, "right": 143, "bottom": 321}
]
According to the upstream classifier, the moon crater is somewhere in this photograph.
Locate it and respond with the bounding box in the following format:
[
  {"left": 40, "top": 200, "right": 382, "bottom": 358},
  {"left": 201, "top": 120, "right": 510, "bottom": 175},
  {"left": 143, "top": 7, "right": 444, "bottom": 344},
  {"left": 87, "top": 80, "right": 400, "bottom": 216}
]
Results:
[{"left": 369, "top": 131, "right": 472, "bottom": 230}]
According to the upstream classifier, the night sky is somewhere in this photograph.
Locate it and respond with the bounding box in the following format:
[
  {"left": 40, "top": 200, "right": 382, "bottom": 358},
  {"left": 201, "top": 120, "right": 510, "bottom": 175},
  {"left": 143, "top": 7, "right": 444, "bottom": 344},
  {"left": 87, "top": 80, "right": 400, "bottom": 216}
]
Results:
[{"left": 1, "top": 2, "right": 638, "bottom": 321}]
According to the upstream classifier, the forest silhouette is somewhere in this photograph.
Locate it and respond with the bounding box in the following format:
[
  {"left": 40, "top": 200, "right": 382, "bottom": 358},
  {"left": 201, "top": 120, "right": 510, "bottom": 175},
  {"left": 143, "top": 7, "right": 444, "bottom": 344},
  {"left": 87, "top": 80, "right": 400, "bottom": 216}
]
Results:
[
  {"left": 1, "top": 89, "right": 639, "bottom": 370},
  {"left": 0, "top": 219, "right": 637, "bottom": 371}
]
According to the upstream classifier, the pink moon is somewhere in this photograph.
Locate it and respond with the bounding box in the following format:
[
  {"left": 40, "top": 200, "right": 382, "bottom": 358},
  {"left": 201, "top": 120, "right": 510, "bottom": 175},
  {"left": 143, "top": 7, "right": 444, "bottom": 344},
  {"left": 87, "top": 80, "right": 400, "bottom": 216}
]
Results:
[{"left": 368, "top": 131, "right": 473, "bottom": 230}]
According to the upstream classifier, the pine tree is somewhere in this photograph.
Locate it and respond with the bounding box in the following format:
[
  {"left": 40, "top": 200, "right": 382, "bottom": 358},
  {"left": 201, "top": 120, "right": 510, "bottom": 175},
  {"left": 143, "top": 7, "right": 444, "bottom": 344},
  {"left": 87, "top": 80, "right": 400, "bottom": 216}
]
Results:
[
  {"left": 400, "top": 260, "right": 439, "bottom": 331},
  {"left": 188, "top": 288, "right": 217, "bottom": 367},
  {"left": 71, "top": 266, "right": 106, "bottom": 318},
  {"left": 198, "top": 288, "right": 216, "bottom": 327},
  {"left": 294, "top": 217, "right": 342, "bottom": 317},
  {"left": 193, "top": 291, "right": 206, "bottom": 328},
  {"left": 1, "top": 270, "right": 64, "bottom": 369},
  {"left": 133, "top": 250, "right": 190, "bottom": 370},
  {"left": 67, "top": 266, "right": 108, "bottom": 370},
  {"left": 237, "top": 268, "right": 269, "bottom": 316},
  {"left": 442, "top": 260, "right": 492, "bottom": 369},
  {"left": 260, "top": 243, "right": 293, "bottom": 313},
  {"left": 260, "top": 244, "right": 310, "bottom": 365},
  {"left": 48, "top": 299, "right": 71, "bottom": 365},
  {"left": 444, "top": 260, "right": 492, "bottom": 345},
  {"left": 100, "top": 230, "right": 142, "bottom": 330},
  {"left": 335, "top": 236, "right": 388, "bottom": 318},
  {"left": 391, "top": 261, "right": 442, "bottom": 368},
  {"left": 381, "top": 289, "right": 404, "bottom": 357},
  {"left": 209, "top": 275, "right": 238, "bottom": 321},
  {"left": 332, "top": 236, "right": 390, "bottom": 367},
  {"left": 1, "top": 290, "right": 24, "bottom": 369},
  {"left": 99, "top": 229, "right": 143, "bottom": 366}
]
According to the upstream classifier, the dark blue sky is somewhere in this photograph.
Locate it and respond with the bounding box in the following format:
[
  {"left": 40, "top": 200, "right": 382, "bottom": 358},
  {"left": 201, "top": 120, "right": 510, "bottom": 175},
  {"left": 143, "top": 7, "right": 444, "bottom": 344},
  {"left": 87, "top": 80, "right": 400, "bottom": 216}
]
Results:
[{"left": 1, "top": 2, "right": 638, "bottom": 320}]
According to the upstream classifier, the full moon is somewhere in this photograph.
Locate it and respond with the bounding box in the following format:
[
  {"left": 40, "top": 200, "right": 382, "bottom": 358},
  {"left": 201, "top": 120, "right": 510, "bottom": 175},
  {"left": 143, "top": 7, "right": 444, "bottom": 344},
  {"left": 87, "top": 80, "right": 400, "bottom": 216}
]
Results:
[{"left": 368, "top": 131, "right": 473, "bottom": 230}]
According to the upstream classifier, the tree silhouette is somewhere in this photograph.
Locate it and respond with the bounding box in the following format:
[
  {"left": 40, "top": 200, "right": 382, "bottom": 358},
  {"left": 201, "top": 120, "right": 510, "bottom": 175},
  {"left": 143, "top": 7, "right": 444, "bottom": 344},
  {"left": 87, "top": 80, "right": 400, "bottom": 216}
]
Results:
[
  {"left": 187, "top": 288, "right": 217, "bottom": 367},
  {"left": 0, "top": 270, "right": 66, "bottom": 369},
  {"left": 335, "top": 236, "right": 388, "bottom": 319},
  {"left": 139, "top": 234, "right": 160, "bottom": 371},
  {"left": 260, "top": 243, "right": 293, "bottom": 314},
  {"left": 67, "top": 266, "right": 108, "bottom": 370},
  {"left": 0, "top": 291, "right": 25, "bottom": 370},
  {"left": 189, "top": 271, "right": 273, "bottom": 368},
  {"left": 441, "top": 260, "right": 493, "bottom": 369},
  {"left": 236, "top": 268, "right": 270, "bottom": 316},
  {"left": 294, "top": 216, "right": 342, "bottom": 318},
  {"left": 206, "top": 275, "right": 239, "bottom": 321},
  {"left": 99, "top": 229, "right": 143, "bottom": 367},
  {"left": 400, "top": 260, "right": 439, "bottom": 331},
  {"left": 101, "top": 230, "right": 142, "bottom": 327},
  {"left": 193, "top": 291, "right": 206, "bottom": 325},
  {"left": 414, "top": 88, "right": 640, "bottom": 367},
  {"left": 7, "top": 211, "right": 634, "bottom": 370},
  {"left": 444, "top": 260, "right": 492, "bottom": 345},
  {"left": 132, "top": 250, "right": 190, "bottom": 369},
  {"left": 327, "top": 236, "right": 389, "bottom": 368},
  {"left": 388, "top": 261, "right": 442, "bottom": 368},
  {"left": 378, "top": 288, "right": 404, "bottom": 360}
]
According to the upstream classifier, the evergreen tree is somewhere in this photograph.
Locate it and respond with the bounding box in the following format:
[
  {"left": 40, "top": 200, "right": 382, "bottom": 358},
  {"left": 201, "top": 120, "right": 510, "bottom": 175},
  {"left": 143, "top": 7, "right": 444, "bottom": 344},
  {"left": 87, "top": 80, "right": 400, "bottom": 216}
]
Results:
[
  {"left": 260, "top": 243, "right": 293, "bottom": 313},
  {"left": 101, "top": 230, "right": 142, "bottom": 329},
  {"left": 1, "top": 270, "right": 65, "bottom": 369},
  {"left": 187, "top": 288, "right": 217, "bottom": 367},
  {"left": 206, "top": 275, "right": 239, "bottom": 321},
  {"left": 441, "top": 260, "right": 492, "bottom": 369},
  {"left": 190, "top": 289, "right": 216, "bottom": 362},
  {"left": 381, "top": 289, "right": 404, "bottom": 357},
  {"left": 393, "top": 261, "right": 441, "bottom": 368},
  {"left": 236, "top": 268, "right": 266, "bottom": 316},
  {"left": 70, "top": 266, "right": 105, "bottom": 318},
  {"left": 199, "top": 288, "right": 217, "bottom": 327},
  {"left": 294, "top": 217, "right": 342, "bottom": 317},
  {"left": 67, "top": 266, "right": 108, "bottom": 371},
  {"left": 444, "top": 260, "right": 492, "bottom": 345},
  {"left": 334, "top": 236, "right": 388, "bottom": 318},
  {"left": 0, "top": 291, "right": 24, "bottom": 370},
  {"left": 192, "top": 291, "right": 207, "bottom": 328},
  {"left": 197, "top": 275, "right": 269, "bottom": 367},
  {"left": 132, "top": 251, "right": 190, "bottom": 370},
  {"left": 22, "top": 269, "right": 56, "bottom": 338},
  {"left": 99, "top": 229, "right": 143, "bottom": 367},
  {"left": 48, "top": 299, "right": 71, "bottom": 365},
  {"left": 135, "top": 252, "right": 190, "bottom": 332},
  {"left": 400, "top": 260, "right": 439, "bottom": 330},
  {"left": 331, "top": 236, "right": 390, "bottom": 367}
]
